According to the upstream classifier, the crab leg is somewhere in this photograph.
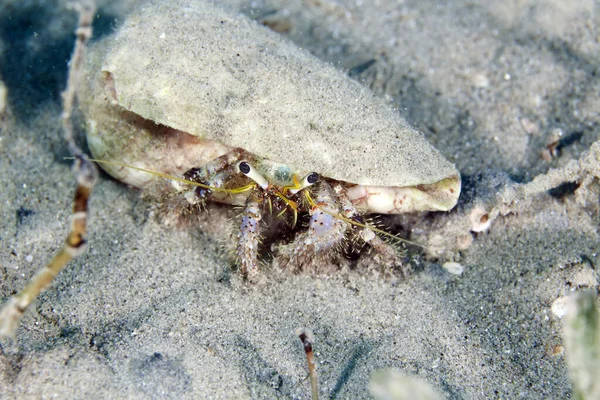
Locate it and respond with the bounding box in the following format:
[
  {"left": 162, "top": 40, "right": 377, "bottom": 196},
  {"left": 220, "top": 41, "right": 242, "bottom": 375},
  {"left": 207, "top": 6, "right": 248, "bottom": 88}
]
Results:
[
  {"left": 286, "top": 181, "right": 403, "bottom": 273},
  {"left": 283, "top": 181, "right": 348, "bottom": 270},
  {"left": 333, "top": 184, "right": 404, "bottom": 274},
  {"left": 0, "top": 3, "right": 97, "bottom": 337},
  {"left": 237, "top": 193, "right": 264, "bottom": 281},
  {"left": 305, "top": 182, "right": 348, "bottom": 253}
]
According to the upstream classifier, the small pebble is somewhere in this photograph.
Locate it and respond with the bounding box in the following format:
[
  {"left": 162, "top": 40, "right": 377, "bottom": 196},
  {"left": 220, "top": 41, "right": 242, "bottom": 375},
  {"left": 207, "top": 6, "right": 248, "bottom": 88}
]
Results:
[
  {"left": 469, "top": 205, "right": 491, "bottom": 233},
  {"left": 25, "top": 254, "right": 33, "bottom": 263},
  {"left": 456, "top": 233, "right": 473, "bottom": 250},
  {"left": 551, "top": 296, "right": 569, "bottom": 318},
  {"left": 471, "top": 73, "right": 490, "bottom": 88},
  {"left": 551, "top": 345, "right": 564, "bottom": 356},
  {"left": 442, "top": 262, "right": 464, "bottom": 276},
  {"left": 520, "top": 118, "right": 538, "bottom": 135}
]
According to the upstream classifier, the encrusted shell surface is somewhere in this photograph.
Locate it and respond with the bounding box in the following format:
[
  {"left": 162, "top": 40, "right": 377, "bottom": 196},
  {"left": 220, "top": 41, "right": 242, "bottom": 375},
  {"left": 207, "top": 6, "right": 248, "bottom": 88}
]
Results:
[{"left": 81, "top": 0, "right": 461, "bottom": 211}]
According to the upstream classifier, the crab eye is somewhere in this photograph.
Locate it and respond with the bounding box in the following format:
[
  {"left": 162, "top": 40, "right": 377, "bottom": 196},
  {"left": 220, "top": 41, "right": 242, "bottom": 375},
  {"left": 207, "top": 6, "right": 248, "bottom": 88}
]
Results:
[
  {"left": 239, "top": 161, "right": 251, "bottom": 174},
  {"left": 307, "top": 172, "right": 319, "bottom": 184},
  {"left": 238, "top": 161, "right": 269, "bottom": 189}
]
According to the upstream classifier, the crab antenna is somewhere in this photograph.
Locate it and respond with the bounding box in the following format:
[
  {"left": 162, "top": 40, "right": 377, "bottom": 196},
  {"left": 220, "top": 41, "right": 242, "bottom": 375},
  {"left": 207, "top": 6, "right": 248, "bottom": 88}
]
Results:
[
  {"left": 238, "top": 161, "right": 269, "bottom": 190},
  {"left": 303, "top": 191, "right": 425, "bottom": 248},
  {"left": 272, "top": 193, "right": 299, "bottom": 228},
  {"left": 82, "top": 158, "right": 256, "bottom": 194},
  {"left": 288, "top": 172, "right": 319, "bottom": 195}
]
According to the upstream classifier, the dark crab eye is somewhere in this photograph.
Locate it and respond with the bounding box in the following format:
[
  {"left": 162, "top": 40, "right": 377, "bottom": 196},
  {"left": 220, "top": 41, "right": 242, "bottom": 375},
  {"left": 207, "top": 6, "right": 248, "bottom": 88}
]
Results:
[
  {"left": 307, "top": 172, "right": 319, "bottom": 184},
  {"left": 239, "top": 161, "right": 251, "bottom": 174}
]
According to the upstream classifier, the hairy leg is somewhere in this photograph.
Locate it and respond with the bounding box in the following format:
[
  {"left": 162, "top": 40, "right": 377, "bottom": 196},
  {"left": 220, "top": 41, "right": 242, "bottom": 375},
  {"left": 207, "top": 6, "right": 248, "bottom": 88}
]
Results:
[
  {"left": 334, "top": 184, "right": 407, "bottom": 276},
  {"left": 237, "top": 193, "right": 264, "bottom": 281},
  {"left": 282, "top": 181, "right": 349, "bottom": 271}
]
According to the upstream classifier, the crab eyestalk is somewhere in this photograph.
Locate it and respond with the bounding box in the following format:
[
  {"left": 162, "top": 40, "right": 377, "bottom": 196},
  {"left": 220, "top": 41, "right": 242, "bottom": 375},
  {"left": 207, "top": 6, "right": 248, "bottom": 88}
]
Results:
[
  {"left": 238, "top": 161, "right": 269, "bottom": 190},
  {"left": 286, "top": 172, "right": 320, "bottom": 195}
]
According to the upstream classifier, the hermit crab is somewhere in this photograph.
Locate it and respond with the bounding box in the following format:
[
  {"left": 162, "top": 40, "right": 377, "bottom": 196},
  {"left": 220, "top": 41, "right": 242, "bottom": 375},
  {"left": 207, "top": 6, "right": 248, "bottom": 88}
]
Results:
[
  {"left": 79, "top": 0, "right": 461, "bottom": 280},
  {"left": 0, "top": 0, "right": 460, "bottom": 336}
]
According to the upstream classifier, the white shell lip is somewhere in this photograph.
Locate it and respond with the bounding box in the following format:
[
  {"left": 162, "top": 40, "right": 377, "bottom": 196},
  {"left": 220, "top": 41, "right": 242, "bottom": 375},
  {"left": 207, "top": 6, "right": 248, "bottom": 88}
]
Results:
[
  {"left": 83, "top": 0, "right": 461, "bottom": 213},
  {"left": 347, "top": 178, "right": 461, "bottom": 213}
]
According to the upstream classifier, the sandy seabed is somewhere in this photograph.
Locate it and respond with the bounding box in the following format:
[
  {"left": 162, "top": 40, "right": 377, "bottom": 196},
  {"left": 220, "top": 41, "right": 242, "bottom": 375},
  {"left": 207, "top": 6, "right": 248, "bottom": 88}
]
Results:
[{"left": 0, "top": 0, "right": 599, "bottom": 398}]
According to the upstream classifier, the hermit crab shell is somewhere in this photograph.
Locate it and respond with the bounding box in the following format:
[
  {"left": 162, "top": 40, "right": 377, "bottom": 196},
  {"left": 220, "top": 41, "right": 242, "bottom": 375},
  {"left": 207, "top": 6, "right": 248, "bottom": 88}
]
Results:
[{"left": 80, "top": 0, "right": 460, "bottom": 212}]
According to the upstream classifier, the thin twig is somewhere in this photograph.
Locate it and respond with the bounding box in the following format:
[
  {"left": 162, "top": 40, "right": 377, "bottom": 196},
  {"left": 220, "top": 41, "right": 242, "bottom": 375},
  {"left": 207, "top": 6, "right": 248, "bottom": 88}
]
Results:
[{"left": 298, "top": 328, "right": 319, "bottom": 400}]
